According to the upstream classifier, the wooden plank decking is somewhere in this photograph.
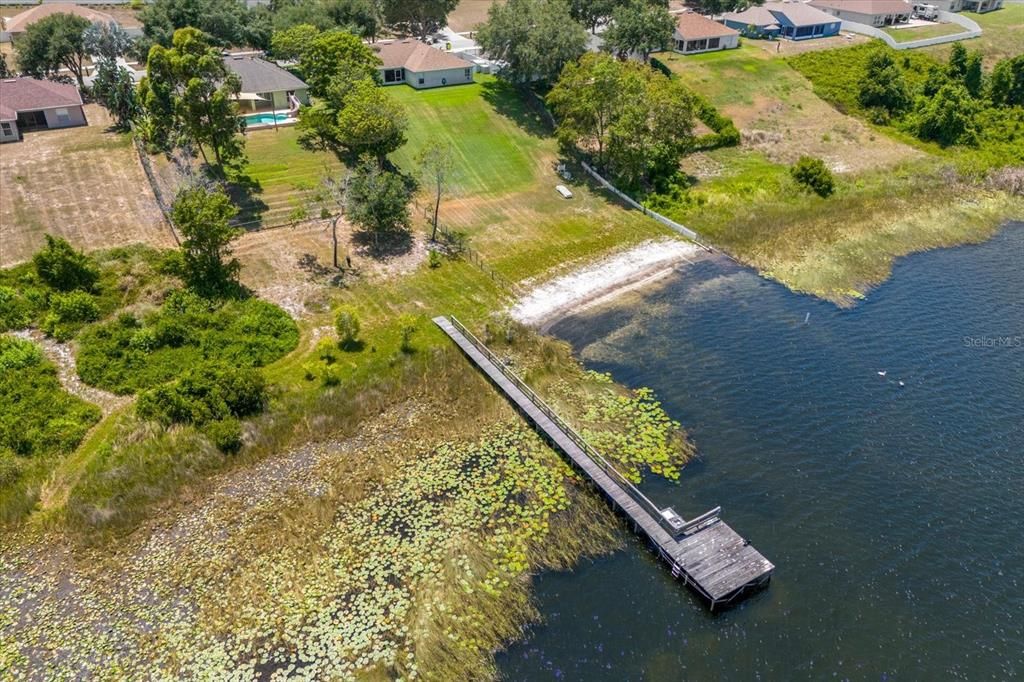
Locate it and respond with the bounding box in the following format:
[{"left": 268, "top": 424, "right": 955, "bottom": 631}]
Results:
[{"left": 434, "top": 315, "right": 774, "bottom": 610}]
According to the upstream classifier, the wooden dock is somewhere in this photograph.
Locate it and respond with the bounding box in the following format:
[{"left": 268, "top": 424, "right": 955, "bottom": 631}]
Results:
[{"left": 434, "top": 315, "right": 773, "bottom": 610}]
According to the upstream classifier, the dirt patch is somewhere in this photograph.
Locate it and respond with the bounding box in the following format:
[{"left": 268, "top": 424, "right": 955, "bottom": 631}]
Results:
[
  {"left": 447, "top": 0, "right": 501, "bottom": 31},
  {"left": 0, "top": 105, "right": 172, "bottom": 266},
  {"left": 234, "top": 220, "right": 427, "bottom": 318},
  {"left": 753, "top": 33, "right": 870, "bottom": 56}
]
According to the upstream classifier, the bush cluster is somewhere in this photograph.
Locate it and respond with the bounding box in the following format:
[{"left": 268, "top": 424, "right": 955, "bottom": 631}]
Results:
[
  {"left": 76, "top": 289, "right": 299, "bottom": 394},
  {"left": 790, "top": 156, "right": 835, "bottom": 198},
  {"left": 136, "top": 364, "right": 267, "bottom": 453},
  {"left": 0, "top": 335, "right": 101, "bottom": 460}
]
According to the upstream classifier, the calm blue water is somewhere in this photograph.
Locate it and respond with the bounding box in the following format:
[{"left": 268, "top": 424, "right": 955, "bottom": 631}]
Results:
[{"left": 498, "top": 224, "right": 1024, "bottom": 680}]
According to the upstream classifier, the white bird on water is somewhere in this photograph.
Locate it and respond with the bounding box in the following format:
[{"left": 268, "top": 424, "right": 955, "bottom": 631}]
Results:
[{"left": 878, "top": 371, "right": 887, "bottom": 377}]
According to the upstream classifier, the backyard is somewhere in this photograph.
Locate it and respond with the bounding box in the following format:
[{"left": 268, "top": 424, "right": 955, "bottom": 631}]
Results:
[
  {"left": 0, "top": 106, "right": 172, "bottom": 267},
  {"left": 882, "top": 21, "right": 968, "bottom": 42},
  {"left": 922, "top": 5, "right": 1024, "bottom": 64}
]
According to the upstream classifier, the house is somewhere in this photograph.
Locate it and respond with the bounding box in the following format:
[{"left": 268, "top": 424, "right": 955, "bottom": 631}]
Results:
[
  {"left": 1, "top": 3, "right": 117, "bottom": 42},
  {"left": 371, "top": 39, "right": 475, "bottom": 88},
  {"left": 0, "top": 77, "right": 86, "bottom": 142},
  {"left": 924, "top": 0, "right": 964, "bottom": 11},
  {"left": 962, "top": 0, "right": 1002, "bottom": 11},
  {"left": 222, "top": 56, "right": 309, "bottom": 112},
  {"left": 721, "top": 5, "right": 783, "bottom": 38},
  {"left": 809, "top": 0, "right": 913, "bottom": 26},
  {"left": 761, "top": 2, "right": 843, "bottom": 40},
  {"left": 671, "top": 13, "right": 740, "bottom": 54}
]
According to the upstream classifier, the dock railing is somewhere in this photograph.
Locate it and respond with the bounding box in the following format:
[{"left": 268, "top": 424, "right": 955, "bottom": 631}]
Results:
[{"left": 448, "top": 315, "right": 684, "bottom": 534}]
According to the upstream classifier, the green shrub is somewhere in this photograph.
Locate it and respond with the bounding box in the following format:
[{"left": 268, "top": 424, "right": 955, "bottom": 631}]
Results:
[
  {"left": 0, "top": 448, "right": 22, "bottom": 488},
  {"left": 399, "top": 314, "right": 418, "bottom": 354},
  {"left": 0, "top": 335, "right": 101, "bottom": 459},
  {"left": 77, "top": 290, "right": 298, "bottom": 394},
  {"left": 202, "top": 418, "right": 243, "bottom": 454},
  {"left": 316, "top": 338, "right": 338, "bottom": 364},
  {"left": 321, "top": 366, "right": 342, "bottom": 387},
  {"left": 136, "top": 364, "right": 267, "bottom": 428},
  {"left": 0, "top": 286, "right": 32, "bottom": 331},
  {"left": 790, "top": 156, "right": 835, "bottom": 198},
  {"left": 31, "top": 235, "right": 99, "bottom": 292},
  {"left": 334, "top": 306, "right": 361, "bottom": 350},
  {"left": 42, "top": 290, "right": 100, "bottom": 340},
  {"left": 428, "top": 250, "right": 443, "bottom": 269}
]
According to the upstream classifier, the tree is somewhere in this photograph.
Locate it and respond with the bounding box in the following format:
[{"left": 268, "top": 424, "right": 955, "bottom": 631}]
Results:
[
  {"left": 858, "top": 49, "right": 909, "bottom": 116},
  {"left": 0, "top": 53, "right": 10, "bottom": 79},
  {"left": 270, "top": 23, "right": 321, "bottom": 61},
  {"left": 964, "top": 51, "right": 983, "bottom": 98},
  {"left": 170, "top": 183, "right": 242, "bottom": 295},
  {"left": 988, "top": 55, "right": 1024, "bottom": 108},
  {"left": 298, "top": 28, "right": 381, "bottom": 97},
  {"left": 310, "top": 169, "right": 352, "bottom": 269},
  {"left": 138, "top": 28, "right": 246, "bottom": 168},
  {"left": 381, "top": 0, "right": 459, "bottom": 39},
  {"left": 549, "top": 53, "right": 695, "bottom": 189},
  {"left": 300, "top": 78, "right": 407, "bottom": 162},
  {"left": 548, "top": 52, "right": 633, "bottom": 168},
  {"left": 569, "top": 0, "right": 619, "bottom": 33},
  {"left": 912, "top": 82, "right": 980, "bottom": 147},
  {"left": 82, "top": 21, "right": 133, "bottom": 61},
  {"left": 790, "top": 156, "right": 835, "bottom": 198},
  {"left": 477, "top": 0, "right": 587, "bottom": 85},
  {"left": 139, "top": 0, "right": 263, "bottom": 48},
  {"left": 32, "top": 235, "right": 99, "bottom": 292},
  {"left": 92, "top": 59, "right": 140, "bottom": 129},
  {"left": 603, "top": 0, "right": 675, "bottom": 62},
  {"left": 15, "top": 13, "right": 91, "bottom": 87},
  {"left": 273, "top": 0, "right": 380, "bottom": 39},
  {"left": 416, "top": 141, "right": 454, "bottom": 241},
  {"left": 947, "top": 42, "right": 968, "bottom": 81},
  {"left": 334, "top": 306, "right": 361, "bottom": 349},
  {"left": 346, "top": 158, "right": 411, "bottom": 246}
]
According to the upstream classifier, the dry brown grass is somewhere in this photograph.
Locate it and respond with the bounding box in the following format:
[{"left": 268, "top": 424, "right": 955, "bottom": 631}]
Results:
[
  {"left": 659, "top": 45, "right": 921, "bottom": 173},
  {"left": 447, "top": 0, "right": 501, "bottom": 31},
  {"left": 0, "top": 105, "right": 172, "bottom": 266}
]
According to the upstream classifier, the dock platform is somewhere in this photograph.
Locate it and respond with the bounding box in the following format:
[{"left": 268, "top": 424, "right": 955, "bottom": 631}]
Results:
[{"left": 434, "top": 315, "right": 773, "bottom": 610}]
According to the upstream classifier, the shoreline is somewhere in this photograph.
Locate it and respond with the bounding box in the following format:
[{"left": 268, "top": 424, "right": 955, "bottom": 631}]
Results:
[{"left": 510, "top": 239, "right": 710, "bottom": 330}]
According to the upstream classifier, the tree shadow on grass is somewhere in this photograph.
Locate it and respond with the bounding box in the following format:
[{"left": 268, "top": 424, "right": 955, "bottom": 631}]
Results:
[
  {"left": 351, "top": 229, "right": 414, "bottom": 260},
  {"left": 480, "top": 80, "right": 553, "bottom": 139},
  {"left": 223, "top": 171, "right": 269, "bottom": 230}
]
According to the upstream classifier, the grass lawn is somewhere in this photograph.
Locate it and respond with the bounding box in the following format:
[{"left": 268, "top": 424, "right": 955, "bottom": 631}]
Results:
[
  {"left": 230, "top": 126, "right": 345, "bottom": 229},
  {"left": 0, "top": 105, "right": 173, "bottom": 267},
  {"left": 922, "top": 5, "right": 1024, "bottom": 64},
  {"left": 655, "top": 46, "right": 919, "bottom": 173},
  {"left": 387, "top": 77, "right": 663, "bottom": 281},
  {"left": 882, "top": 22, "right": 968, "bottom": 42}
]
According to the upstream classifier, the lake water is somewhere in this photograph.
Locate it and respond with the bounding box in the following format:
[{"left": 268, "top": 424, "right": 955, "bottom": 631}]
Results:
[{"left": 497, "top": 223, "right": 1023, "bottom": 680}]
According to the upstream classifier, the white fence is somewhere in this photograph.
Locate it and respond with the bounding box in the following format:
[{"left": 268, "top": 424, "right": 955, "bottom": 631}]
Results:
[
  {"left": 580, "top": 161, "right": 709, "bottom": 247},
  {"left": 840, "top": 11, "right": 981, "bottom": 49}
]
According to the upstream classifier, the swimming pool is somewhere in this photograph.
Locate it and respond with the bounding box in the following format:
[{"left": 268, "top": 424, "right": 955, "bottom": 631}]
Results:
[{"left": 243, "top": 113, "right": 291, "bottom": 126}]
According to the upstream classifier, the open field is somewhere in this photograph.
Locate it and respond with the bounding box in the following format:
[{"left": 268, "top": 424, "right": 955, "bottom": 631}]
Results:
[
  {"left": 657, "top": 45, "right": 920, "bottom": 173},
  {"left": 882, "top": 21, "right": 967, "bottom": 42},
  {"left": 0, "top": 105, "right": 171, "bottom": 267},
  {"left": 922, "top": 5, "right": 1024, "bottom": 64},
  {"left": 447, "top": 0, "right": 500, "bottom": 31}
]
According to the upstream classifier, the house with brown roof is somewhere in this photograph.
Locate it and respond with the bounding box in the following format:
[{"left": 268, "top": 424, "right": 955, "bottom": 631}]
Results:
[
  {"left": 0, "top": 77, "right": 86, "bottom": 143},
  {"left": 371, "top": 39, "right": 475, "bottom": 89},
  {"left": 1, "top": 3, "right": 118, "bottom": 42},
  {"left": 672, "top": 12, "right": 740, "bottom": 54},
  {"left": 809, "top": 0, "right": 913, "bottom": 26}
]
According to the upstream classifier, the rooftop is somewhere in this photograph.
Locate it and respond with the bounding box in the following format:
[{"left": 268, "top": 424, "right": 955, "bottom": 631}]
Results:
[
  {"left": 809, "top": 0, "right": 914, "bottom": 14},
  {"left": 764, "top": 1, "right": 841, "bottom": 26},
  {"left": 674, "top": 12, "right": 740, "bottom": 39},
  {"left": 721, "top": 5, "right": 783, "bottom": 27},
  {"left": 0, "top": 77, "right": 83, "bottom": 122},
  {"left": 2, "top": 3, "right": 116, "bottom": 34},
  {"left": 222, "top": 56, "right": 307, "bottom": 94},
  {"left": 371, "top": 39, "right": 471, "bottom": 72}
]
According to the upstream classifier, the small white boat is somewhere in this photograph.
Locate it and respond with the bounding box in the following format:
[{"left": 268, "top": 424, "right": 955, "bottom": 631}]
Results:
[{"left": 555, "top": 184, "right": 573, "bottom": 199}]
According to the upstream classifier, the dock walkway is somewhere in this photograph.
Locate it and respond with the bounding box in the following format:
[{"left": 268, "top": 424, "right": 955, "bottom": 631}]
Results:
[{"left": 434, "top": 315, "right": 773, "bottom": 610}]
